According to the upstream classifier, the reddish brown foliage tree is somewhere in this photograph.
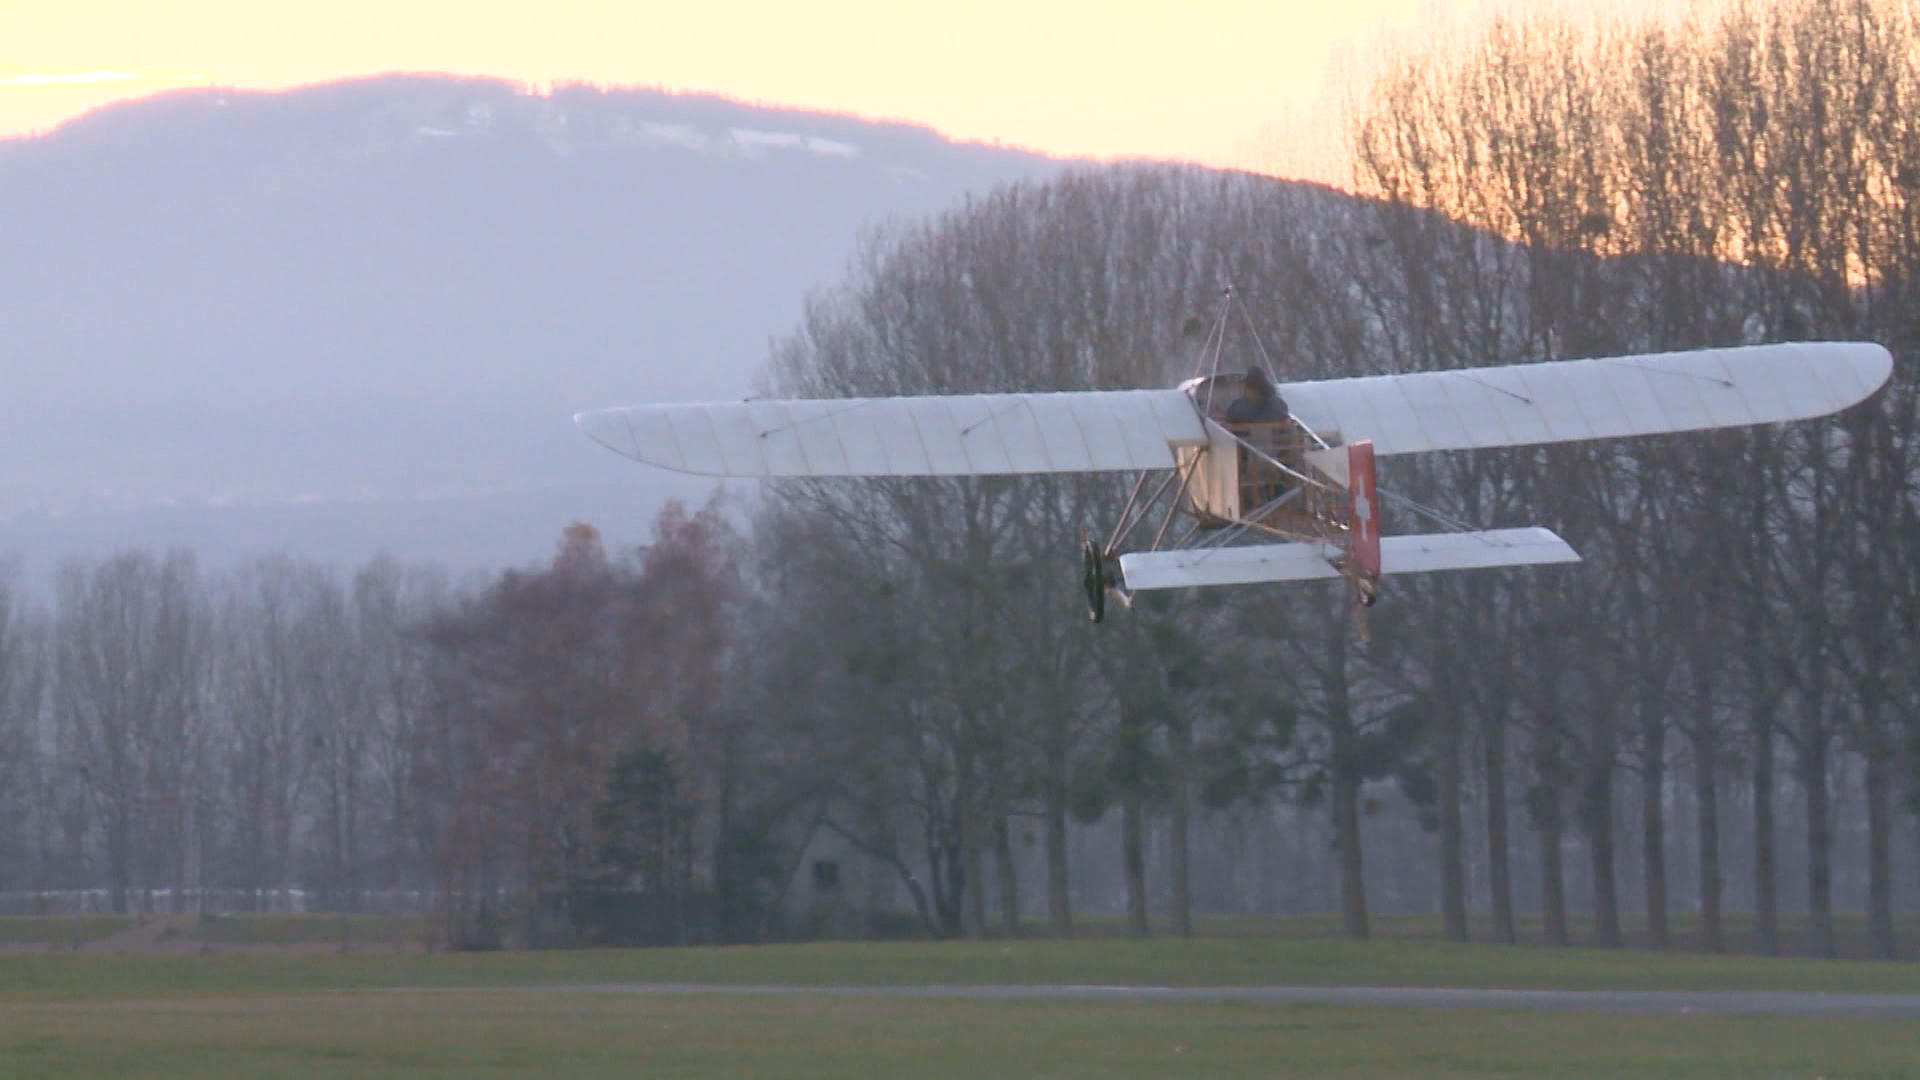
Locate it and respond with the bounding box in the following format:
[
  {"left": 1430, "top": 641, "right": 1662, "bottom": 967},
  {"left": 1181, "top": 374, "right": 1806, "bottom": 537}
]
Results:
[{"left": 419, "top": 500, "right": 740, "bottom": 944}]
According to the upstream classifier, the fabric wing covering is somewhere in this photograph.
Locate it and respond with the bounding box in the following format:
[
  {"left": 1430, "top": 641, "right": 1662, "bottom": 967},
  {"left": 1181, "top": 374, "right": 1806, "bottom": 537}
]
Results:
[
  {"left": 1117, "top": 528, "right": 1581, "bottom": 590},
  {"left": 1277, "top": 342, "right": 1892, "bottom": 457},
  {"left": 576, "top": 389, "right": 1209, "bottom": 477},
  {"left": 578, "top": 342, "right": 1890, "bottom": 478}
]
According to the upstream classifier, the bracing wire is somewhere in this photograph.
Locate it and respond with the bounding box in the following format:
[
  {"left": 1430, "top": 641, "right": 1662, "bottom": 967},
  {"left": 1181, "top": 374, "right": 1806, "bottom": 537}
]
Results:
[
  {"left": 1189, "top": 285, "right": 1236, "bottom": 413},
  {"left": 1233, "top": 289, "right": 1284, "bottom": 382},
  {"left": 1378, "top": 487, "right": 1484, "bottom": 536}
]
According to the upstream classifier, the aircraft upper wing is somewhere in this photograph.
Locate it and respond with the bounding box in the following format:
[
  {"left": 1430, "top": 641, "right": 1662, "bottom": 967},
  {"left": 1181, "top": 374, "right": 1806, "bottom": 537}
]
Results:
[
  {"left": 580, "top": 343, "right": 1891, "bottom": 478},
  {"left": 1278, "top": 342, "right": 1892, "bottom": 456},
  {"left": 576, "top": 389, "right": 1209, "bottom": 477}
]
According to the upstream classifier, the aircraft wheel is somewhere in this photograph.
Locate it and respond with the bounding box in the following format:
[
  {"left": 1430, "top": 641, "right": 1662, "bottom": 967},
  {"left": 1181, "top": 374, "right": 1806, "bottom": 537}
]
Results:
[
  {"left": 1357, "top": 577, "right": 1380, "bottom": 607},
  {"left": 1082, "top": 538, "right": 1107, "bottom": 623}
]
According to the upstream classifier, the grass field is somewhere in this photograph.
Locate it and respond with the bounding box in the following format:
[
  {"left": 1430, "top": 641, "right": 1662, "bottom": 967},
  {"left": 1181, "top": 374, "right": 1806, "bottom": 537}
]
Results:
[
  {"left": 1187, "top": 912, "right": 1920, "bottom": 960},
  {"left": 14, "top": 909, "right": 1918, "bottom": 955},
  {"left": 5, "top": 989, "right": 1920, "bottom": 1079},
  {"left": 9, "top": 933, "right": 1920, "bottom": 1000},
  {"left": 191, "top": 913, "right": 427, "bottom": 946},
  {"left": 0, "top": 916, "right": 131, "bottom": 947},
  {"left": 6, "top": 917, "right": 1920, "bottom": 1076}
]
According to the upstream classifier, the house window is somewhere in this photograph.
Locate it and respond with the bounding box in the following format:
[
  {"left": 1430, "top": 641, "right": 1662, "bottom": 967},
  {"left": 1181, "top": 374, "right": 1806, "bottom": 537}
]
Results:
[{"left": 812, "top": 859, "right": 841, "bottom": 891}]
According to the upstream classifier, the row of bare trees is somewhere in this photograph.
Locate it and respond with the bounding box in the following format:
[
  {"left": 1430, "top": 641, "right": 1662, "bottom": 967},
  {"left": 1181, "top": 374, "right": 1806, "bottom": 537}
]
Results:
[
  {"left": 1346, "top": 0, "right": 1920, "bottom": 957},
  {"left": 0, "top": 552, "right": 447, "bottom": 915},
  {"left": 0, "top": 508, "right": 761, "bottom": 943},
  {"left": 731, "top": 0, "right": 1919, "bottom": 957}
]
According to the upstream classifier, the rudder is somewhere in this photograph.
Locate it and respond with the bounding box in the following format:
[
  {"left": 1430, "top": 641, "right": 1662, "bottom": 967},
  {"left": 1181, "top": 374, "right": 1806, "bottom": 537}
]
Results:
[{"left": 1347, "top": 439, "right": 1380, "bottom": 580}]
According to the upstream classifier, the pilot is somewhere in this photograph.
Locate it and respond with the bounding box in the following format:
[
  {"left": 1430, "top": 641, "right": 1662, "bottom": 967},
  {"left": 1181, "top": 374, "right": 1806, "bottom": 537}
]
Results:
[
  {"left": 1226, "top": 368, "right": 1292, "bottom": 509},
  {"left": 1226, "top": 368, "right": 1289, "bottom": 425}
]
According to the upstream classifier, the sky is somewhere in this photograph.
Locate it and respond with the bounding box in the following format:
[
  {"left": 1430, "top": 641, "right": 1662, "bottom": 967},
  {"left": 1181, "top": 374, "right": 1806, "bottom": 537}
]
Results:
[{"left": 0, "top": 0, "right": 1691, "bottom": 183}]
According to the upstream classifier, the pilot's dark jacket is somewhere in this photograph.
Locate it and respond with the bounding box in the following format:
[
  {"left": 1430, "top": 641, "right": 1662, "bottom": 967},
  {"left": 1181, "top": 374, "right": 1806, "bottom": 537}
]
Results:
[{"left": 1226, "top": 393, "right": 1289, "bottom": 425}]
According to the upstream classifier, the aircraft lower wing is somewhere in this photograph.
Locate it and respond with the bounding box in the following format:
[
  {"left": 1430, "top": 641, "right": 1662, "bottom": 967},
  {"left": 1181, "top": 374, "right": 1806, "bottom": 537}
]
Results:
[
  {"left": 1117, "top": 527, "right": 1580, "bottom": 590},
  {"left": 1279, "top": 342, "right": 1891, "bottom": 456},
  {"left": 576, "top": 389, "right": 1208, "bottom": 477}
]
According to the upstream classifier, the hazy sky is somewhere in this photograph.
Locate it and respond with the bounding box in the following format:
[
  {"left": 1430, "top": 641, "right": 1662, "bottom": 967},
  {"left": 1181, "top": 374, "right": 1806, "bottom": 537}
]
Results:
[{"left": 3, "top": 1, "right": 1689, "bottom": 182}]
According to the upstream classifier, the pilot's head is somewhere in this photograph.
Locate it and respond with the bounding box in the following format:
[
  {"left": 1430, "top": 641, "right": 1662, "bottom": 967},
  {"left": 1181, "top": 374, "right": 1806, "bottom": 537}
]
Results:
[{"left": 1241, "top": 369, "right": 1274, "bottom": 400}]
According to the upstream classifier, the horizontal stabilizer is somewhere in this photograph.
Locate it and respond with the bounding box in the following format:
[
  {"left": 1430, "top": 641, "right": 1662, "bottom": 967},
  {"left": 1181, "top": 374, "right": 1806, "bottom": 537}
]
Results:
[
  {"left": 1382, "top": 527, "right": 1581, "bottom": 574},
  {"left": 1118, "top": 527, "right": 1580, "bottom": 591}
]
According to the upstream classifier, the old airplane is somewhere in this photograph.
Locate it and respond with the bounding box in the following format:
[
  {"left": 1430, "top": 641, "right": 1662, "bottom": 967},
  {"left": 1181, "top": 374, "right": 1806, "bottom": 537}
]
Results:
[{"left": 576, "top": 340, "right": 1892, "bottom": 621}]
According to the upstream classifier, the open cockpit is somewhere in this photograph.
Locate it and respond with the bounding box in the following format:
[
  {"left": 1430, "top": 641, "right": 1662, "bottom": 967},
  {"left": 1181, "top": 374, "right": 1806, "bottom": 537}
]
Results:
[{"left": 1175, "top": 371, "right": 1338, "bottom": 533}]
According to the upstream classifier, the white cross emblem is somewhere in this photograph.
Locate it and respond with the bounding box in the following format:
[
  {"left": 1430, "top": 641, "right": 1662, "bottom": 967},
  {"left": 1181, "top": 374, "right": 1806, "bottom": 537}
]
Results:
[{"left": 1354, "top": 484, "right": 1373, "bottom": 527}]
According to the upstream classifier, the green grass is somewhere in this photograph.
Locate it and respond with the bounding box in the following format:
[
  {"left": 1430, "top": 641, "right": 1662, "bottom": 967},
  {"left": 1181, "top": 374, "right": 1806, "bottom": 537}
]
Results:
[
  {"left": 6, "top": 929, "right": 1920, "bottom": 1078},
  {"left": 13, "top": 909, "right": 1915, "bottom": 956},
  {"left": 1075, "top": 912, "right": 1920, "bottom": 958},
  {"left": 6, "top": 935, "right": 1920, "bottom": 1003},
  {"left": 191, "top": 914, "right": 426, "bottom": 947},
  {"left": 1, "top": 990, "right": 1918, "bottom": 1079},
  {"left": 0, "top": 917, "right": 131, "bottom": 947}
]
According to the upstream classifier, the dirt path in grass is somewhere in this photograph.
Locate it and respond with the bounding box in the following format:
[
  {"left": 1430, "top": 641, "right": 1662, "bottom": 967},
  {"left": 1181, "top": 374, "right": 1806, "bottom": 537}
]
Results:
[{"left": 520, "top": 983, "right": 1920, "bottom": 1017}]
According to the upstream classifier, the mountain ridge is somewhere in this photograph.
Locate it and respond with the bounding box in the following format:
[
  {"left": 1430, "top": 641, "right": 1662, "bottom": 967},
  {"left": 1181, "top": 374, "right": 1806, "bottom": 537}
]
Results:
[{"left": 0, "top": 74, "right": 1076, "bottom": 574}]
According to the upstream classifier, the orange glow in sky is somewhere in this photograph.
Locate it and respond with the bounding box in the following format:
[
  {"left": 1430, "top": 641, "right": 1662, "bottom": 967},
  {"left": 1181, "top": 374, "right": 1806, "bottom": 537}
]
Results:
[{"left": 1, "top": 0, "right": 1688, "bottom": 183}]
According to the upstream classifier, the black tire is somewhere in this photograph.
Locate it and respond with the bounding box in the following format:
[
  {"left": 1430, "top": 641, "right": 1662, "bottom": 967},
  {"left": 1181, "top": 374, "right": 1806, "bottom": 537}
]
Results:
[{"left": 1082, "top": 539, "right": 1107, "bottom": 623}]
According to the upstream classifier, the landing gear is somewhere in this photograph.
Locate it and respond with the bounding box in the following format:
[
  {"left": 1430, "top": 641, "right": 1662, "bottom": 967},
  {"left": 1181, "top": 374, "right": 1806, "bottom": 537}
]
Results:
[
  {"left": 1082, "top": 537, "right": 1108, "bottom": 622},
  {"left": 1356, "top": 575, "right": 1380, "bottom": 607}
]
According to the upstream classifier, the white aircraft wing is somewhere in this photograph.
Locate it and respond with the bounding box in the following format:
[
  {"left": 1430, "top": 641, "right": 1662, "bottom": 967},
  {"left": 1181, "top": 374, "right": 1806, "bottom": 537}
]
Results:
[
  {"left": 1278, "top": 342, "right": 1891, "bottom": 456},
  {"left": 576, "top": 389, "right": 1209, "bottom": 477},
  {"left": 1118, "top": 527, "right": 1580, "bottom": 590}
]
